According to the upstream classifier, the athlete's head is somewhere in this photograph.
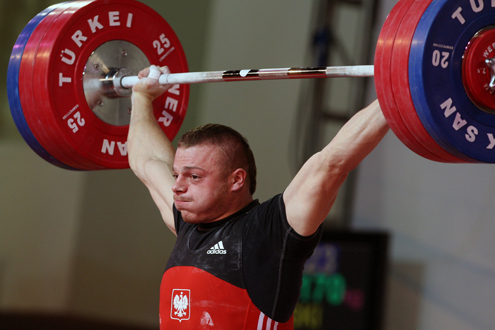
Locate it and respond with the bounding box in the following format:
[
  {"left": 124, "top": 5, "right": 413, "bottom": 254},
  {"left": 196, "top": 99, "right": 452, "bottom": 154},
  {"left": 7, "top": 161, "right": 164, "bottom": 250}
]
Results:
[
  {"left": 172, "top": 124, "right": 257, "bottom": 223},
  {"left": 177, "top": 124, "right": 257, "bottom": 195}
]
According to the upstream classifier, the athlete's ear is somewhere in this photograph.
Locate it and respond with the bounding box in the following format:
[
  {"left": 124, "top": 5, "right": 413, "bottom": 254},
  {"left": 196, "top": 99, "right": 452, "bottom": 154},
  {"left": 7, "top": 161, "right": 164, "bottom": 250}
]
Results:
[{"left": 230, "top": 168, "right": 247, "bottom": 192}]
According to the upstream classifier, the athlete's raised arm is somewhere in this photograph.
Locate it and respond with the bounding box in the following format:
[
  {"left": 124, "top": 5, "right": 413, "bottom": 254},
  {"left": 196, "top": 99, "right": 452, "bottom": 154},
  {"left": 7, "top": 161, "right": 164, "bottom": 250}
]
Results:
[
  {"left": 128, "top": 66, "right": 177, "bottom": 234},
  {"left": 283, "top": 99, "right": 389, "bottom": 236}
]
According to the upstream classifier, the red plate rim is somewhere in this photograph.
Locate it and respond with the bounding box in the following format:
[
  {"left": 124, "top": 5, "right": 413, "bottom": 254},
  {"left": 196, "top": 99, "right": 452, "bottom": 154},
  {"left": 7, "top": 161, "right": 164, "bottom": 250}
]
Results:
[
  {"left": 375, "top": 0, "right": 446, "bottom": 161},
  {"left": 391, "top": 0, "right": 474, "bottom": 162},
  {"left": 19, "top": 1, "right": 96, "bottom": 169}
]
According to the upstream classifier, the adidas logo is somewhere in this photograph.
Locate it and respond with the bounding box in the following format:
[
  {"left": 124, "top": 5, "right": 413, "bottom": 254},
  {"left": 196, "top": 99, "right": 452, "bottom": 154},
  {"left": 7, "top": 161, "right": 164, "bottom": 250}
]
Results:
[{"left": 207, "top": 241, "right": 227, "bottom": 254}]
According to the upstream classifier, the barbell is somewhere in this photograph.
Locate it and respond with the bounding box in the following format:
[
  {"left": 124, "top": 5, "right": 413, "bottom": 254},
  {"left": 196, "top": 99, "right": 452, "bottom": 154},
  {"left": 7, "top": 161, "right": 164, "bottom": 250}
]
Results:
[{"left": 7, "top": 0, "right": 495, "bottom": 169}]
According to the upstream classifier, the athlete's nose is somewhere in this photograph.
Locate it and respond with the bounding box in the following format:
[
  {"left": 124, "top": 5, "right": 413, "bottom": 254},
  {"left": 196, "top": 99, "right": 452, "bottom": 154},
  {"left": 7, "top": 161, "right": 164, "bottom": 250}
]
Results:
[{"left": 172, "top": 175, "right": 186, "bottom": 193}]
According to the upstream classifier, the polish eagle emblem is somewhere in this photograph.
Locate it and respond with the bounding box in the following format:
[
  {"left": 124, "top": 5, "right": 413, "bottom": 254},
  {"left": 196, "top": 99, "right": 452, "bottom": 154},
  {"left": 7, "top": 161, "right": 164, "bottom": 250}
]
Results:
[{"left": 171, "top": 289, "right": 190, "bottom": 322}]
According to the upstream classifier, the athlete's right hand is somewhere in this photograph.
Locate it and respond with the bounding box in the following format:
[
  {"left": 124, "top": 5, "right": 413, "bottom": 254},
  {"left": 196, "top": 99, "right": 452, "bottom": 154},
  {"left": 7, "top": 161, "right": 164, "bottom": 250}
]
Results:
[{"left": 132, "top": 65, "right": 172, "bottom": 102}]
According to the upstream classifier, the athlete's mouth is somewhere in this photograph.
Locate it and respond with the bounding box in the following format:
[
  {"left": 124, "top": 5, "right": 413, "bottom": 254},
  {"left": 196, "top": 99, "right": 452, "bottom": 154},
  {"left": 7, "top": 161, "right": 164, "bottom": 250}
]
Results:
[{"left": 174, "top": 196, "right": 192, "bottom": 203}]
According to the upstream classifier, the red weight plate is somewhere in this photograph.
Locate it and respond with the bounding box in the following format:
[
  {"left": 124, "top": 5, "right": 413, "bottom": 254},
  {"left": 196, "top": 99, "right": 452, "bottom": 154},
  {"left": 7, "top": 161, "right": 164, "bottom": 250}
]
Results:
[
  {"left": 375, "top": 0, "right": 411, "bottom": 135},
  {"left": 8, "top": 3, "right": 77, "bottom": 170},
  {"left": 19, "top": 1, "right": 96, "bottom": 170},
  {"left": 33, "top": 0, "right": 189, "bottom": 169},
  {"left": 28, "top": 1, "right": 117, "bottom": 170},
  {"left": 462, "top": 27, "right": 495, "bottom": 113},
  {"left": 391, "top": 0, "right": 474, "bottom": 162},
  {"left": 375, "top": 0, "right": 445, "bottom": 161}
]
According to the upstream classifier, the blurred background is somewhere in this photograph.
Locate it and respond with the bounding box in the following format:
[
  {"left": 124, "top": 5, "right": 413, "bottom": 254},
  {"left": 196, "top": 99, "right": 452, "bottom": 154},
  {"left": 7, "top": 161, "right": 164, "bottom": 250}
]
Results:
[{"left": 1, "top": 0, "right": 495, "bottom": 329}]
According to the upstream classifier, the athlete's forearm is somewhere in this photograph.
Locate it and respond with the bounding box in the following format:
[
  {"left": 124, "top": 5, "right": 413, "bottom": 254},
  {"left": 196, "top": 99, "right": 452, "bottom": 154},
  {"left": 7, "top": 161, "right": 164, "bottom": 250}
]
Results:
[
  {"left": 321, "top": 99, "right": 389, "bottom": 174},
  {"left": 128, "top": 92, "right": 175, "bottom": 182}
]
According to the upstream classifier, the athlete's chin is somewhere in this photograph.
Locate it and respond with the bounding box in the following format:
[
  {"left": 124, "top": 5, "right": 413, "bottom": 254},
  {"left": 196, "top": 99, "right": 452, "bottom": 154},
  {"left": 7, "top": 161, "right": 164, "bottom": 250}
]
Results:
[
  {"left": 176, "top": 209, "right": 201, "bottom": 224},
  {"left": 175, "top": 203, "right": 218, "bottom": 224},
  {"left": 174, "top": 201, "right": 197, "bottom": 216}
]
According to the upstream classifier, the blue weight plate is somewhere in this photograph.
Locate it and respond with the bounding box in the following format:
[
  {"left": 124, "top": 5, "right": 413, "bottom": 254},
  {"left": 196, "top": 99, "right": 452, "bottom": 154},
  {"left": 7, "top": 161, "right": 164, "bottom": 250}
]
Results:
[
  {"left": 409, "top": 0, "right": 495, "bottom": 162},
  {"left": 6, "top": 2, "right": 76, "bottom": 170}
]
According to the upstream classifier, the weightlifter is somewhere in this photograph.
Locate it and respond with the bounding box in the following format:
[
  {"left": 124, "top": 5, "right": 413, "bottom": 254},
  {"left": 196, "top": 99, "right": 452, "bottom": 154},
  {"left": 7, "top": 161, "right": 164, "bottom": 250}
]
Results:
[{"left": 128, "top": 65, "right": 389, "bottom": 329}]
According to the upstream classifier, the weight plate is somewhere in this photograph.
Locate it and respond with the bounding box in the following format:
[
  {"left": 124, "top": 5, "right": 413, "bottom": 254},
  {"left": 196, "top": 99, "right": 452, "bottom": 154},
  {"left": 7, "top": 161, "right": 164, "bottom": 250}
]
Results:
[
  {"left": 7, "top": 2, "right": 77, "bottom": 169},
  {"left": 390, "top": 0, "right": 474, "bottom": 162},
  {"left": 34, "top": 0, "right": 188, "bottom": 169},
  {"left": 375, "top": 0, "right": 445, "bottom": 161},
  {"left": 410, "top": 0, "right": 495, "bottom": 162},
  {"left": 19, "top": 1, "right": 96, "bottom": 170},
  {"left": 375, "top": 0, "right": 413, "bottom": 140}
]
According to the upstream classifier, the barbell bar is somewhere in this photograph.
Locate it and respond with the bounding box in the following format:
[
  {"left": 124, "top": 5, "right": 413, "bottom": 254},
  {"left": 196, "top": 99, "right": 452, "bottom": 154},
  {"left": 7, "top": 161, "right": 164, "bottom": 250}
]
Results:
[
  {"left": 93, "top": 65, "right": 375, "bottom": 100},
  {"left": 8, "top": 0, "right": 495, "bottom": 170},
  {"left": 116, "top": 65, "right": 375, "bottom": 88}
]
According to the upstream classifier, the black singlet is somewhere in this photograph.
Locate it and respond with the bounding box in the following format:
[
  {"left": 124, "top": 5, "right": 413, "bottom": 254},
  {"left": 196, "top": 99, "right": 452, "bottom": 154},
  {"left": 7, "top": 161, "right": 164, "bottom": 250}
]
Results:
[{"left": 164, "top": 194, "right": 322, "bottom": 323}]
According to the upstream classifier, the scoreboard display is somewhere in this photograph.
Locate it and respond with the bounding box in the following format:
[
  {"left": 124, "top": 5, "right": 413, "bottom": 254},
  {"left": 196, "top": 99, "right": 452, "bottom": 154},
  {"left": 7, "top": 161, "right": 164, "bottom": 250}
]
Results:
[{"left": 294, "top": 231, "right": 389, "bottom": 330}]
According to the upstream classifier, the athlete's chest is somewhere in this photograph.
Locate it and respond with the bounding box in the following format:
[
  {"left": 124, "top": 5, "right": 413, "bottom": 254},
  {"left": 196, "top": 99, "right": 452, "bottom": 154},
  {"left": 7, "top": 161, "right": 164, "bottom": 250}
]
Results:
[{"left": 166, "top": 218, "right": 246, "bottom": 288}]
